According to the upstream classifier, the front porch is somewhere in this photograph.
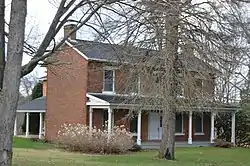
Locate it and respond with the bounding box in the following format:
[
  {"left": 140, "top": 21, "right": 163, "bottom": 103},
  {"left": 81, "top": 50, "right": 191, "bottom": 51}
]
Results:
[
  {"left": 87, "top": 93, "right": 239, "bottom": 147},
  {"left": 16, "top": 96, "right": 46, "bottom": 139}
]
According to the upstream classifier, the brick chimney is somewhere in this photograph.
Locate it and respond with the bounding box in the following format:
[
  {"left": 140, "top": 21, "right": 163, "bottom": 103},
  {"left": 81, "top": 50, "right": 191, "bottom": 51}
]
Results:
[{"left": 64, "top": 24, "right": 77, "bottom": 40}]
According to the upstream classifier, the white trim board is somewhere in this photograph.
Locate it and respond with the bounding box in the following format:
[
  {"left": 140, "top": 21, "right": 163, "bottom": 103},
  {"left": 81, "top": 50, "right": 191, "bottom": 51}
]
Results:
[
  {"left": 16, "top": 110, "right": 46, "bottom": 113},
  {"left": 86, "top": 93, "right": 110, "bottom": 106},
  {"left": 65, "top": 41, "right": 89, "bottom": 60}
]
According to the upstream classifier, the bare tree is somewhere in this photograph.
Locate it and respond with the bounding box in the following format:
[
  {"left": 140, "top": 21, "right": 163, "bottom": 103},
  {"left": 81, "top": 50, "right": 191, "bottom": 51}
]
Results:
[
  {"left": 0, "top": 0, "right": 124, "bottom": 165},
  {"left": 0, "top": 1, "right": 26, "bottom": 166},
  {"left": 0, "top": 0, "right": 5, "bottom": 89},
  {"left": 88, "top": 0, "right": 250, "bottom": 160},
  {"left": 19, "top": 73, "right": 38, "bottom": 98}
]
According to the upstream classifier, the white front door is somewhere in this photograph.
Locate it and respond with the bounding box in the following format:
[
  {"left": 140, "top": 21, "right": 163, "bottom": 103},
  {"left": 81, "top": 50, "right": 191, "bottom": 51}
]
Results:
[{"left": 149, "top": 112, "right": 162, "bottom": 140}]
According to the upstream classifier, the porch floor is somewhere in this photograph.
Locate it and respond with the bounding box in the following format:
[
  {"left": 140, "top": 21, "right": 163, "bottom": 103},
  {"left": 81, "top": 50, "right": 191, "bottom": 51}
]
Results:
[{"left": 141, "top": 141, "right": 211, "bottom": 149}]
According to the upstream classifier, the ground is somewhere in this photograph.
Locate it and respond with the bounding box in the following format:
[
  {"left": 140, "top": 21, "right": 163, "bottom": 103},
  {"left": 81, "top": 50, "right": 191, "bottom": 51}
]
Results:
[{"left": 13, "top": 137, "right": 250, "bottom": 166}]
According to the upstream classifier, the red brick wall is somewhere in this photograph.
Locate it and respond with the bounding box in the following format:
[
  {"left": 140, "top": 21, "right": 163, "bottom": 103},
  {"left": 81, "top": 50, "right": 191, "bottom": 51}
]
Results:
[
  {"left": 87, "top": 62, "right": 131, "bottom": 93},
  {"left": 46, "top": 46, "right": 88, "bottom": 141},
  {"left": 87, "top": 62, "right": 103, "bottom": 93}
]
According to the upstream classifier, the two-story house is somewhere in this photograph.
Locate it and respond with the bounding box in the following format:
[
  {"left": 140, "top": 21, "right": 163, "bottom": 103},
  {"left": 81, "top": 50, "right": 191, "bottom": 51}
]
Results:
[{"left": 16, "top": 24, "right": 239, "bottom": 148}]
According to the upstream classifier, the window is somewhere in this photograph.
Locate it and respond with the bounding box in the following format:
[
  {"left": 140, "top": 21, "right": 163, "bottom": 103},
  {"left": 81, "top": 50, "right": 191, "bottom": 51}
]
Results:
[
  {"left": 130, "top": 116, "right": 138, "bottom": 133},
  {"left": 104, "top": 70, "right": 114, "bottom": 92},
  {"left": 177, "top": 72, "right": 184, "bottom": 97},
  {"left": 153, "top": 71, "right": 164, "bottom": 84},
  {"left": 195, "top": 113, "right": 203, "bottom": 134},
  {"left": 128, "top": 71, "right": 140, "bottom": 94},
  {"left": 195, "top": 79, "right": 203, "bottom": 95},
  {"left": 176, "top": 82, "right": 184, "bottom": 97},
  {"left": 175, "top": 113, "right": 183, "bottom": 133}
]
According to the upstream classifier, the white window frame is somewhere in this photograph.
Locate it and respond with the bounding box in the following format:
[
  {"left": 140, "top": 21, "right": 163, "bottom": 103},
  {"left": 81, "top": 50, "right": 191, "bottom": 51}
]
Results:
[
  {"left": 194, "top": 113, "right": 204, "bottom": 135},
  {"left": 103, "top": 67, "right": 115, "bottom": 94},
  {"left": 175, "top": 113, "right": 184, "bottom": 136},
  {"left": 128, "top": 69, "right": 141, "bottom": 95}
]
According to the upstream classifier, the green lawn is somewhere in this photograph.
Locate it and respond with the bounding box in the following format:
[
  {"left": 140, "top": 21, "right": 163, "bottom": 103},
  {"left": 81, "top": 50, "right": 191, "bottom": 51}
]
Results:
[
  {"left": 13, "top": 137, "right": 52, "bottom": 149},
  {"left": 13, "top": 137, "right": 250, "bottom": 166}
]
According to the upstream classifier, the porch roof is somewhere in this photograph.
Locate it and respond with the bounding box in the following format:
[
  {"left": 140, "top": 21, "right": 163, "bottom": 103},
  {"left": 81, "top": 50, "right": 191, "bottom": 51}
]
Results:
[
  {"left": 17, "top": 96, "right": 46, "bottom": 113},
  {"left": 87, "top": 93, "right": 240, "bottom": 112}
]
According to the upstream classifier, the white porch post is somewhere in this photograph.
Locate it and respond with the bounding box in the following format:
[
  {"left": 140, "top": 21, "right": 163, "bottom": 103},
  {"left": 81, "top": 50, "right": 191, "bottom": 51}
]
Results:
[
  {"left": 137, "top": 110, "right": 142, "bottom": 145},
  {"left": 112, "top": 111, "right": 115, "bottom": 129},
  {"left": 108, "top": 107, "right": 112, "bottom": 136},
  {"left": 210, "top": 112, "right": 215, "bottom": 143},
  {"left": 14, "top": 116, "right": 17, "bottom": 136},
  {"left": 25, "top": 112, "right": 30, "bottom": 138},
  {"left": 231, "top": 111, "right": 236, "bottom": 146},
  {"left": 188, "top": 111, "right": 192, "bottom": 145},
  {"left": 89, "top": 107, "right": 93, "bottom": 132},
  {"left": 39, "top": 113, "right": 43, "bottom": 139}
]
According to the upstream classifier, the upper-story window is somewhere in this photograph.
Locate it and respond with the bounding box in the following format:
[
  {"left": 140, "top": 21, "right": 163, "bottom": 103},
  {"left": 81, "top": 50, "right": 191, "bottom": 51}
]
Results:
[
  {"left": 177, "top": 81, "right": 184, "bottom": 97},
  {"left": 177, "top": 72, "right": 184, "bottom": 97},
  {"left": 195, "top": 78, "right": 203, "bottom": 96},
  {"left": 103, "top": 70, "right": 115, "bottom": 92}
]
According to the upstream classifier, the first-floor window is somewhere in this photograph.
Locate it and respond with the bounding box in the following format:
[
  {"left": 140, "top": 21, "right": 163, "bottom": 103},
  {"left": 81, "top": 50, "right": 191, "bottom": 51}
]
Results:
[
  {"left": 195, "top": 113, "right": 203, "bottom": 133},
  {"left": 130, "top": 116, "right": 138, "bottom": 133},
  {"left": 175, "top": 113, "right": 183, "bottom": 133}
]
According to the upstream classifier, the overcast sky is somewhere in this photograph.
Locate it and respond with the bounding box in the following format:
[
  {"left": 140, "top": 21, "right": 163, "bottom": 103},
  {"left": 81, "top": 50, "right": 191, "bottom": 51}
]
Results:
[{"left": 6, "top": 0, "right": 62, "bottom": 78}]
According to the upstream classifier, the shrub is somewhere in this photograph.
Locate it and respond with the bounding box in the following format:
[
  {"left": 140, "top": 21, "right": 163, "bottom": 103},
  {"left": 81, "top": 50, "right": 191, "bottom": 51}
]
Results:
[
  {"left": 58, "top": 124, "right": 134, "bottom": 154},
  {"left": 212, "top": 139, "right": 232, "bottom": 148},
  {"left": 129, "top": 144, "right": 142, "bottom": 152}
]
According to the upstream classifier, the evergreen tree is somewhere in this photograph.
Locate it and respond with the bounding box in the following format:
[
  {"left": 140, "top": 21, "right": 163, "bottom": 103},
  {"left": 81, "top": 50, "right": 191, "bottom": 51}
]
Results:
[{"left": 31, "top": 82, "right": 42, "bottom": 100}]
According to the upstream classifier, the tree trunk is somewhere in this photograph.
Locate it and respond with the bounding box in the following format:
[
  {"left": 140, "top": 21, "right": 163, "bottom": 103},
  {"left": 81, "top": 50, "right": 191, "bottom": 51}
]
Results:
[
  {"left": 159, "top": 107, "right": 176, "bottom": 160},
  {"left": 0, "top": 0, "right": 5, "bottom": 89},
  {"left": 158, "top": 1, "right": 179, "bottom": 160},
  {"left": 0, "top": 0, "right": 27, "bottom": 165}
]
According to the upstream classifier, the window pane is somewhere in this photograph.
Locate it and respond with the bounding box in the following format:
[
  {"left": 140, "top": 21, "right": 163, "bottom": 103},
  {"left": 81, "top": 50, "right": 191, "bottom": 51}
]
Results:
[
  {"left": 175, "top": 113, "right": 183, "bottom": 133},
  {"left": 176, "top": 83, "right": 184, "bottom": 96},
  {"left": 104, "top": 70, "right": 113, "bottom": 91},
  {"left": 130, "top": 116, "right": 137, "bottom": 133},
  {"left": 195, "top": 115, "right": 202, "bottom": 133}
]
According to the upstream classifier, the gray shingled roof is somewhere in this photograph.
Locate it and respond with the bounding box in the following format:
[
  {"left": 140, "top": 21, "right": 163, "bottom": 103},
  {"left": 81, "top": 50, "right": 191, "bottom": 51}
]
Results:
[
  {"left": 68, "top": 39, "right": 149, "bottom": 63},
  {"left": 17, "top": 96, "right": 46, "bottom": 111},
  {"left": 89, "top": 93, "right": 145, "bottom": 104},
  {"left": 67, "top": 39, "right": 218, "bottom": 73}
]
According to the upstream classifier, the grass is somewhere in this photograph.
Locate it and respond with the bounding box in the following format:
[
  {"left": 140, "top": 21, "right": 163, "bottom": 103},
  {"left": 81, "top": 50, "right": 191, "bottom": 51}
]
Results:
[
  {"left": 13, "top": 137, "right": 52, "bottom": 149},
  {"left": 12, "top": 137, "right": 250, "bottom": 166}
]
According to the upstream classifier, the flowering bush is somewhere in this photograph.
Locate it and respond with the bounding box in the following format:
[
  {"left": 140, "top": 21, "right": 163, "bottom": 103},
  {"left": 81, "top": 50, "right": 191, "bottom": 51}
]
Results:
[{"left": 58, "top": 124, "right": 134, "bottom": 154}]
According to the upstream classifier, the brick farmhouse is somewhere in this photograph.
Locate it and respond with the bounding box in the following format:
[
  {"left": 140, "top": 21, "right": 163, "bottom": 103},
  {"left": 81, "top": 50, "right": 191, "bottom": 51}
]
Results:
[{"left": 16, "top": 24, "right": 239, "bottom": 148}]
